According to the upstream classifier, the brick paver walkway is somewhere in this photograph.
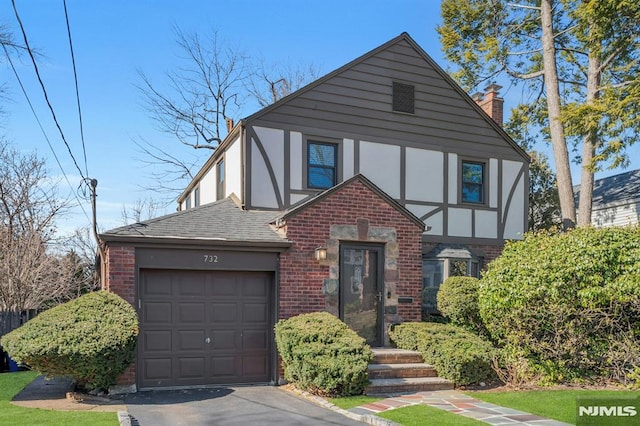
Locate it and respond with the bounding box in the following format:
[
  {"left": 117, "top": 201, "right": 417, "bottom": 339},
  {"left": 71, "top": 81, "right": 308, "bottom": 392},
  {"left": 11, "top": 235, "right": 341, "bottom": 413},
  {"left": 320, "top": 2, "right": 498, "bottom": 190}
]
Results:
[{"left": 348, "top": 390, "right": 572, "bottom": 425}]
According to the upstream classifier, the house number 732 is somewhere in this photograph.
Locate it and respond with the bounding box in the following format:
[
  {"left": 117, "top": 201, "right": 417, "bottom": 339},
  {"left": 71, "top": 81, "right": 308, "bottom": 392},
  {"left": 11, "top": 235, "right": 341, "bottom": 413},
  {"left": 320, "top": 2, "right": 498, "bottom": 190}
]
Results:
[{"left": 203, "top": 255, "right": 219, "bottom": 263}]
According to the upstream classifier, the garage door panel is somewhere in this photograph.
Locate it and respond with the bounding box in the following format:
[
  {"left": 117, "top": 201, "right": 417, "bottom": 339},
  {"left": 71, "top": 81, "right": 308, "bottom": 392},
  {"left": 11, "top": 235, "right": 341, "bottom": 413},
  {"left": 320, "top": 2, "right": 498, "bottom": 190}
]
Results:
[
  {"left": 144, "top": 358, "right": 172, "bottom": 380},
  {"left": 243, "top": 356, "right": 268, "bottom": 376},
  {"left": 179, "top": 357, "right": 206, "bottom": 378},
  {"left": 243, "top": 330, "right": 267, "bottom": 350},
  {"left": 211, "top": 277, "right": 238, "bottom": 296},
  {"left": 143, "top": 330, "right": 172, "bottom": 352},
  {"left": 144, "top": 302, "right": 172, "bottom": 323},
  {"left": 178, "top": 330, "right": 206, "bottom": 351},
  {"left": 211, "top": 303, "right": 237, "bottom": 322},
  {"left": 179, "top": 303, "right": 205, "bottom": 323},
  {"left": 211, "top": 330, "right": 237, "bottom": 350},
  {"left": 139, "top": 270, "right": 272, "bottom": 388},
  {"left": 243, "top": 303, "right": 268, "bottom": 323}
]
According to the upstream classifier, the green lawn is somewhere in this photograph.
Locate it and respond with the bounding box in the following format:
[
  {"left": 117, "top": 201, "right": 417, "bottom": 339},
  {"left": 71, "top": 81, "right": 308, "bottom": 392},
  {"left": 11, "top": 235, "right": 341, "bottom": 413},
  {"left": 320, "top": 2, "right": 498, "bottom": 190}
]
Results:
[
  {"left": 377, "top": 404, "right": 484, "bottom": 426},
  {"left": 0, "top": 371, "right": 117, "bottom": 426},
  {"left": 328, "top": 395, "right": 383, "bottom": 409},
  {"left": 467, "top": 389, "right": 640, "bottom": 425}
]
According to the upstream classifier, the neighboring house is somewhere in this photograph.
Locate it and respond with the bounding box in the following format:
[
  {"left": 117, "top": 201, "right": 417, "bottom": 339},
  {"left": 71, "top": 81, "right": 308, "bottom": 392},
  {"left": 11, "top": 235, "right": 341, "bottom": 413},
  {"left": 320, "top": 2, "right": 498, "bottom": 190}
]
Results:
[
  {"left": 577, "top": 169, "right": 640, "bottom": 227},
  {"left": 100, "top": 33, "right": 529, "bottom": 391}
]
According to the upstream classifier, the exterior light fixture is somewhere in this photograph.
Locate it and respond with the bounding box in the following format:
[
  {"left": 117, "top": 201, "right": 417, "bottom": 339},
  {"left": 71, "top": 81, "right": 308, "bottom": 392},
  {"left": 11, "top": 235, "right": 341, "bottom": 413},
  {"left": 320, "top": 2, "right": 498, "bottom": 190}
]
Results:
[{"left": 315, "top": 247, "right": 328, "bottom": 261}]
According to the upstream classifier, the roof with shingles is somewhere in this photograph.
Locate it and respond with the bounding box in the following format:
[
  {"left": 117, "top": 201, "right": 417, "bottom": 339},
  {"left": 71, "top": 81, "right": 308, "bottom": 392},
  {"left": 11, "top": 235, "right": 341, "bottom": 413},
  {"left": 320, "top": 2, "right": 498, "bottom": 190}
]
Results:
[
  {"left": 100, "top": 195, "right": 288, "bottom": 244},
  {"left": 576, "top": 169, "right": 640, "bottom": 209}
]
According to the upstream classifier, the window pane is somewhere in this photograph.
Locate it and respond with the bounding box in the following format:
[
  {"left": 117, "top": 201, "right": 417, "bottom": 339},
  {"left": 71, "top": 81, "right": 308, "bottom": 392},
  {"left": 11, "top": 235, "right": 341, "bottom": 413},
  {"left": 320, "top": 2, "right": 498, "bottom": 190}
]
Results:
[
  {"left": 450, "top": 259, "right": 468, "bottom": 277},
  {"left": 462, "top": 183, "right": 483, "bottom": 203},
  {"left": 463, "top": 162, "right": 483, "bottom": 183},
  {"left": 422, "top": 260, "right": 444, "bottom": 312},
  {"left": 309, "top": 144, "right": 335, "bottom": 166},
  {"left": 309, "top": 166, "right": 335, "bottom": 189}
]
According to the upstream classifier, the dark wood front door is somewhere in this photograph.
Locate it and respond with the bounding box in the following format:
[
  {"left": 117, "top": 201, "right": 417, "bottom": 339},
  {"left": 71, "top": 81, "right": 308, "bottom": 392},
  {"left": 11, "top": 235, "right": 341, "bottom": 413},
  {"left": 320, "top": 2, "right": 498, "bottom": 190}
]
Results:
[
  {"left": 339, "top": 244, "right": 385, "bottom": 346},
  {"left": 138, "top": 269, "right": 272, "bottom": 389}
]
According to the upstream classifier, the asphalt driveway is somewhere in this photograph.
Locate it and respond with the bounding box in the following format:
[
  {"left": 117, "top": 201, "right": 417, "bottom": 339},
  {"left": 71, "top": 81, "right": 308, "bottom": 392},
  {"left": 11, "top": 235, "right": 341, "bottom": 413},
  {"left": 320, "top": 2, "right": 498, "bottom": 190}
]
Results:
[{"left": 124, "top": 386, "right": 367, "bottom": 426}]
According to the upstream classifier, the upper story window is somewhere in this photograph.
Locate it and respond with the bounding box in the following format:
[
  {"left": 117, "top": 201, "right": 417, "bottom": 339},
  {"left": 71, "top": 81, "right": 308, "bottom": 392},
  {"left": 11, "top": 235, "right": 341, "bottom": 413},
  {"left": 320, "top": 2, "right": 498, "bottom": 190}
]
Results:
[
  {"left": 308, "top": 142, "right": 337, "bottom": 189},
  {"left": 461, "top": 161, "right": 485, "bottom": 204},
  {"left": 194, "top": 187, "right": 200, "bottom": 207},
  {"left": 185, "top": 196, "right": 191, "bottom": 210},
  {"left": 216, "top": 159, "right": 225, "bottom": 201},
  {"left": 392, "top": 82, "right": 415, "bottom": 114}
]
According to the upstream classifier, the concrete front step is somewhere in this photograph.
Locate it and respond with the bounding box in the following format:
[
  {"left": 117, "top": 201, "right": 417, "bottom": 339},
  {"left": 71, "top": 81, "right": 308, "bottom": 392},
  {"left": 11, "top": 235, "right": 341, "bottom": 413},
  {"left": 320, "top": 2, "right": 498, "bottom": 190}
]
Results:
[
  {"left": 365, "top": 377, "right": 454, "bottom": 394},
  {"left": 371, "top": 348, "right": 423, "bottom": 364},
  {"left": 368, "top": 363, "right": 438, "bottom": 379}
]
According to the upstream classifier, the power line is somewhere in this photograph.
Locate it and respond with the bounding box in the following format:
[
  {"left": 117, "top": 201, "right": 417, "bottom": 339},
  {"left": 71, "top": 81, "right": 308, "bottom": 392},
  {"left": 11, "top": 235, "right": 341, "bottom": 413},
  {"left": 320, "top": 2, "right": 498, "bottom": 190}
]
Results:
[
  {"left": 11, "top": 0, "right": 86, "bottom": 181},
  {"left": 2, "top": 44, "right": 91, "bottom": 223},
  {"left": 63, "top": 0, "right": 89, "bottom": 178}
]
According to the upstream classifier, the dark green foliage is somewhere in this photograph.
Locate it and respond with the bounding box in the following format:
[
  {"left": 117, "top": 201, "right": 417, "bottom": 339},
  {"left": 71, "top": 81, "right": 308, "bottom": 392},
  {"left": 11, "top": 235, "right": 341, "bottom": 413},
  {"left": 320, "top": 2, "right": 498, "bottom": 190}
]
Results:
[
  {"left": 436, "top": 276, "right": 487, "bottom": 336},
  {"left": 390, "top": 322, "right": 495, "bottom": 386},
  {"left": 0, "top": 291, "right": 138, "bottom": 390},
  {"left": 274, "top": 312, "right": 372, "bottom": 396},
  {"left": 480, "top": 227, "right": 640, "bottom": 385}
]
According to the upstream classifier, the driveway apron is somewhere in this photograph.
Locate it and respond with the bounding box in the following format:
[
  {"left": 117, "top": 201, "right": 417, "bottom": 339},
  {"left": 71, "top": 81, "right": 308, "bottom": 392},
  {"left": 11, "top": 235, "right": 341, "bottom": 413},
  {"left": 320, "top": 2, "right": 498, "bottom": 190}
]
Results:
[{"left": 124, "top": 386, "right": 366, "bottom": 426}]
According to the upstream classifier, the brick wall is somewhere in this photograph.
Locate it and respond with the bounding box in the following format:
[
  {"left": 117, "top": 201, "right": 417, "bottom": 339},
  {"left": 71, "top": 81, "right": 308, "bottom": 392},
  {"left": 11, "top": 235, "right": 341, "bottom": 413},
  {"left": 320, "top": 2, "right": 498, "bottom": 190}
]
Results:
[
  {"left": 103, "top": 244, "right": 137, "bottom": 386},
  {"left": 278, "top": 179, "right": 424, "bottom": 343}
]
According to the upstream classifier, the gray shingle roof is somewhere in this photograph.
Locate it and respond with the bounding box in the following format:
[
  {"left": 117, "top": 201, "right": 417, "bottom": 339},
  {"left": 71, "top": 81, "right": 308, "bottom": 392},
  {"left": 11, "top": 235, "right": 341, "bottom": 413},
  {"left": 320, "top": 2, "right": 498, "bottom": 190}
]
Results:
[
  {"left": 100, "top": 196, "right": 288, "bottom": 244},
  {"left": 576, "top": 169, "right": 640, "bottom": 209}
]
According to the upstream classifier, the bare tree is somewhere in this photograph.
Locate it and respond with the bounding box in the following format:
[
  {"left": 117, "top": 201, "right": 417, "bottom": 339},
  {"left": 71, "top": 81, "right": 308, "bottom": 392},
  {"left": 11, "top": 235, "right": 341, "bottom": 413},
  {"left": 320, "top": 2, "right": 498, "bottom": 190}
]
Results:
[
  {"left": 0, "top": 141, "right": 75, "bottom": 335},
  {"left": 245, "top": 58, "right": 322, "bottom": 108},
  {"left": 136, "top": 26, "right": 321, "bottom": 194},
  {"left": 121, "top": 197, "right": 168, "bottom": 225}
]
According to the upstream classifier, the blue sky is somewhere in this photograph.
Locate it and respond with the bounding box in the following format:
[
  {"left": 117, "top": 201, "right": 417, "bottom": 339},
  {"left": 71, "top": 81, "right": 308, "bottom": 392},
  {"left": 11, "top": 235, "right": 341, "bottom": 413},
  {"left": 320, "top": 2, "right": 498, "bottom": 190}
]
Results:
[{"left": 1, "top": 0, "right": 637, "bottom": 235}]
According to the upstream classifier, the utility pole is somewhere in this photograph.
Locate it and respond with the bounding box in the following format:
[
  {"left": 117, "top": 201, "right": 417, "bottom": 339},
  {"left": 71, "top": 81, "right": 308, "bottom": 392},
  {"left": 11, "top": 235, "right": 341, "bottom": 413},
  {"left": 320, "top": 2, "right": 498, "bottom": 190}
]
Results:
[{"left": 89, "top": 178, "right": 106, "bottom": 288}]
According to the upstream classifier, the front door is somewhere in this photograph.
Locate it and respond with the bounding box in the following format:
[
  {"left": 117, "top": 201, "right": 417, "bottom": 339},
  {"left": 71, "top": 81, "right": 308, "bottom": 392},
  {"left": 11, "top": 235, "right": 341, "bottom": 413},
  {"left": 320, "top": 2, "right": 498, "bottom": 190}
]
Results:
[{"left": 339, "top": 243, "right": 384, "bottom": 346}]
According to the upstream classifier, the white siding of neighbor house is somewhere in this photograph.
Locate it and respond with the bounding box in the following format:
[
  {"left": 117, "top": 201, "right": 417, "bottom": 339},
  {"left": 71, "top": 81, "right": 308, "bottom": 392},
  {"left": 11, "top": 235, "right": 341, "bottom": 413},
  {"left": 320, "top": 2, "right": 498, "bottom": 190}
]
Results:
[
  {"left": 343, "top": 138, "right": 355, "bottom": 180},
  {"left": 448, "top": 208, "right": 472, "bottom": 237},
  {"left": 448, "top": 153, "right": 458, "bottom": 205},
  {"left": 502, "top": 160, "right": 526, "bottom": 240},
  {"left": 225, "top": 138, "right": 242, "bottom": 201},
  {"left": 290, "top": 132, "right": 303, "bottom": 190},
  {"left": 199, "top": 159, "right": 218, "bottom": 205},
  {"left": 592, "top": 203, "right": 640, "bottom": 227}
]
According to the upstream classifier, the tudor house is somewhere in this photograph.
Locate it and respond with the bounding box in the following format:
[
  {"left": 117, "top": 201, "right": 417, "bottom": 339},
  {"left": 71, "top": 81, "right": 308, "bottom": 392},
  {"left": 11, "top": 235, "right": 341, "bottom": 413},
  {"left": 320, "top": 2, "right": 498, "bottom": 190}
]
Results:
[{"left": 101, "top": 33, "right": 529, "bottom": 391}]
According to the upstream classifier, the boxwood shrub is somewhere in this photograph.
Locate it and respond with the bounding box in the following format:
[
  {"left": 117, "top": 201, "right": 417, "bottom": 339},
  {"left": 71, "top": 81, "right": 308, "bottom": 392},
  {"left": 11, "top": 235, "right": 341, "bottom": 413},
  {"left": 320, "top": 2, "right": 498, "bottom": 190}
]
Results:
[
  {"left": 274, "top": 312, "right": 372, "bottom": 396},
  {"left": 436, "top": 276, "right": 487, "bottom": 336},
  {"left": 1, "top": 291, "right": 138, "bottom": 390},
  {"left": 390, "top": 322, "right": 495, "bottom": 386}
]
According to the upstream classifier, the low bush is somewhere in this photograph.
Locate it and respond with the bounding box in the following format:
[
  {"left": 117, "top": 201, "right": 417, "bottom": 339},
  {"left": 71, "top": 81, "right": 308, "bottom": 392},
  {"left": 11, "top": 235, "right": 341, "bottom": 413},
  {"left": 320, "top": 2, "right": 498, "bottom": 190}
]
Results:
[
  {"left": 274, "top": 312, "right": 372, "bottom": 396},
  {"left": 436, "top": 276, "right": 486, "bottom": 336},
  {"left": 390, "top": 322, "right": 495, "bottom": 386},
  {"left": 480, "top": 226, "right": 640, "bottom": 386},
  {"left": 1, "top": 291, "right": 138, "bottom": 390}
]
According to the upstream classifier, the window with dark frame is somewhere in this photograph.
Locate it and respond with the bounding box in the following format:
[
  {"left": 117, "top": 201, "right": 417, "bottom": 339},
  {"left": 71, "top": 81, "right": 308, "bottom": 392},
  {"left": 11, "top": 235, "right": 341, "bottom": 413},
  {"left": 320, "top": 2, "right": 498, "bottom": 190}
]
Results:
[
  {"left": 216, "top": 159, "right": 225, "bottom": 201},
  {"left": 185, "top": 196, "right": 191, "bottom": 210},
  {"left": 392, "top": 82, "right": 415, "bottom": 114},
  {"left": 194, "top": 187, "right": 200, "bottom": 207},
  {"left": 461, "top": 161, "right": 485, "bottom": 204},
  {"left": 307, "top": 141, "right": 337, "bottom": 189}
]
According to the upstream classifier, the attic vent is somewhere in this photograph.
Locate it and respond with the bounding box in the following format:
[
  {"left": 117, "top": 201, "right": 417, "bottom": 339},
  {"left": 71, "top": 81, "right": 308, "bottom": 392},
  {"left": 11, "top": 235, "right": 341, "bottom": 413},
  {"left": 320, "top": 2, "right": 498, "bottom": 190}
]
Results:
[{"left": 392, "top": 82, "right": 415, "bottom": 114}]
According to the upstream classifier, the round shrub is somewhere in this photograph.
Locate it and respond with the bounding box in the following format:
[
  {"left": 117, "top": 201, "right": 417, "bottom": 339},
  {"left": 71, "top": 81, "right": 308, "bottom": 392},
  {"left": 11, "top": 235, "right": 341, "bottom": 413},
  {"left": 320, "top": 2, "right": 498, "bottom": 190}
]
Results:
[
  {"left": 390, "top": 322, "right": 496, "bottom": 386},
  {"left": 274, "top": 312, "right": 372, "bottom": 396},
  {"left": 437, "top": 276, "right": 486, "bottom": 335},
  {"left": 1, "top": 291, "right": 138, "bottom": 390},
  {"left": 480, "top": 226, "right": 640, "bottom": 385}
]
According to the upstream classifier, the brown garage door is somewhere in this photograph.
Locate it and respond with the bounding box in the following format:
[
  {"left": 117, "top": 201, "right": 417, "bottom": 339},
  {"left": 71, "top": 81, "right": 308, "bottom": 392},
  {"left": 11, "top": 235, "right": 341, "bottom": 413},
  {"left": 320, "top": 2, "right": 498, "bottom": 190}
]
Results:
[{"left": 138, "top": 269, "right": 273, "bottom": 389}]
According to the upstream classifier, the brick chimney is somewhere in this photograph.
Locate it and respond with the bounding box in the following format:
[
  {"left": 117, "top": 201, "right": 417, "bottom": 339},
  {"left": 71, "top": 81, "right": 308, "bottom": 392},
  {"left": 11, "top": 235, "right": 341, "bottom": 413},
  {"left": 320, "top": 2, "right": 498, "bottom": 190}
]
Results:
[
  {"left": 225, "top": 117, "right": 234, "bottom": 133},
  {"left": 473, "top": 84, "right": 504, "bottom": 126}
]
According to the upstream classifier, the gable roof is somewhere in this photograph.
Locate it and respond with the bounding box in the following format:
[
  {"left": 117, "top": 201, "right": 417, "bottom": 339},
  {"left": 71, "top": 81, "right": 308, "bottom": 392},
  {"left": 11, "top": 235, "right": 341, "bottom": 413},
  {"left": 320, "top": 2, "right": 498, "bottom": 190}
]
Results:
[
  {"left": 100, "top": 195, "right": 290, "bottom": 247},
  {"left": 245, "top": 32, "right": 529, "bottom": 162},
  {"left": 274, "top": 173, "right": 425, "bottom": 230},
  {"left": 584, "top": 169, "right": 640, "bottom": 209}
]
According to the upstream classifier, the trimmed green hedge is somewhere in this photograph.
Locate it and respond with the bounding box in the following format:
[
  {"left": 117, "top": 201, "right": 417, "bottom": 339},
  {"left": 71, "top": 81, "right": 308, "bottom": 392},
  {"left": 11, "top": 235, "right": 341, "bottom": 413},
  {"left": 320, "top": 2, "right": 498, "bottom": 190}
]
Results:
[
  {"left": 390, "top": 322, "right": 495, "bottom": 386},
  {"left": 274, "top": 312, "right": 372, "bottom": 396},
  {"left": 1, "top": 291, "right": 138, "bottom": 390},
  {"left": 436, "top": 276, "right": 486, "bottom": 336},
  {"left": 480, "top": 227, "right": 640, "bottom": 385}
]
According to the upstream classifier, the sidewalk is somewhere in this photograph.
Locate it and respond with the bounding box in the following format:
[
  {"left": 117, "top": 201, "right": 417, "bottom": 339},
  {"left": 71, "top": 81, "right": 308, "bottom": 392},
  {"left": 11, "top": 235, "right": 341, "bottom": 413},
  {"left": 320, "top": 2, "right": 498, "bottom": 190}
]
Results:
[{"left": 346, "top": 390, "right": 572, "bottom": 425}]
